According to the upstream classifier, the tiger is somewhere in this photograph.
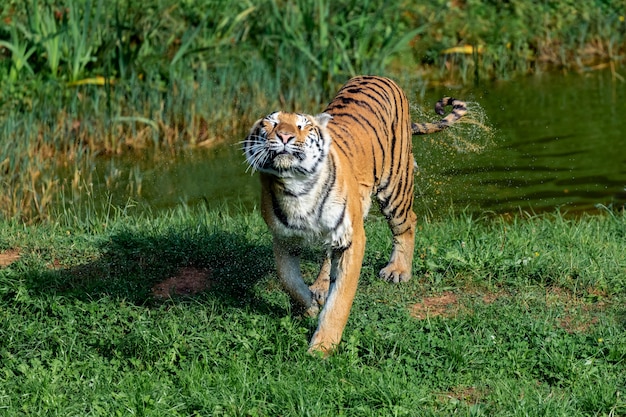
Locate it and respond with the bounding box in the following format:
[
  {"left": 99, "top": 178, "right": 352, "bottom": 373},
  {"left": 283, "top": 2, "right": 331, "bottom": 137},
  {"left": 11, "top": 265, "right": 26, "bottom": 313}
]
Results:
[{"left": 243, "top": 75, "right": 466, "bottom": 355}]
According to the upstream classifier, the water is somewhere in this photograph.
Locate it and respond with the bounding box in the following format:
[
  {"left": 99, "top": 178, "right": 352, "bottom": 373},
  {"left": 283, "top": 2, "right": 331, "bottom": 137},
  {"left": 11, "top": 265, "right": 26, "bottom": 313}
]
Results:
[
  {"left": 89, "top": 69, "right": 626, "bottom": 217},
  {"left": 426, "top": 69, "right": 626, "bottom": 215}
]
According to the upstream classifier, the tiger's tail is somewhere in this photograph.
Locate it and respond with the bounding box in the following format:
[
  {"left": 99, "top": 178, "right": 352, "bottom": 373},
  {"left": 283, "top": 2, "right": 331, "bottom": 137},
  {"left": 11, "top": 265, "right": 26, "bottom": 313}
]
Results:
[{"left": 411, "top": 97, "right": 467, "bottom": 135}]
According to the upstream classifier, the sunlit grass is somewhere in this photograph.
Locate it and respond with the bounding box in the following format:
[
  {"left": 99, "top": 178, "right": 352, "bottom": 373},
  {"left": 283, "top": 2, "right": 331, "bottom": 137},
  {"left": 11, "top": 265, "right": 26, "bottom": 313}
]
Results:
[{"left": 0, "top": 206, "right": 624, "bottom": 415}]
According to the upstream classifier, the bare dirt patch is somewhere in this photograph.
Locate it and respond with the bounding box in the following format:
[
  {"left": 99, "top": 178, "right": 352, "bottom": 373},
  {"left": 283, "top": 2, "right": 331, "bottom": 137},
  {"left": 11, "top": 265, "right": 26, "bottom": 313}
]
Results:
[
  {"left": 151, "top": 267, "right": 213, "bottom": 299},
  {"left": 562, "top": 303, "right": 604, "bottom": 333},
  {"left": 0, "top": 249, "right": 20, "bottom": 267},
  {"left": 545, "top": 286, "right": 607, "bottom": 334},
  {"left": 559, "top": 314, "right": 600, "bottom": 334},
  {"left": 410, "top": 291, "right": 460, "bottom": 320},
  {"left": 408, "top": 286, "right": 607, "bottom": 333}
]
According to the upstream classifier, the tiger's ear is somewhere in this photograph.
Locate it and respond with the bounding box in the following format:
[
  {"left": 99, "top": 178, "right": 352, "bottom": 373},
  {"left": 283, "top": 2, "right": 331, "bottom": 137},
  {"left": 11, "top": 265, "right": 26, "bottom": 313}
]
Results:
[{"left": 314, "top": 113, "right": 332, "bottom": 128}]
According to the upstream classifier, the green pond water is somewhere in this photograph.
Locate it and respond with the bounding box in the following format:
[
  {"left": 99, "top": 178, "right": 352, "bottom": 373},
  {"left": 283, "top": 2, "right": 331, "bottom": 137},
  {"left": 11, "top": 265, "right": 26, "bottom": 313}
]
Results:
[{"left": 89, "top": 69, "right": 626, "bottom": 218}]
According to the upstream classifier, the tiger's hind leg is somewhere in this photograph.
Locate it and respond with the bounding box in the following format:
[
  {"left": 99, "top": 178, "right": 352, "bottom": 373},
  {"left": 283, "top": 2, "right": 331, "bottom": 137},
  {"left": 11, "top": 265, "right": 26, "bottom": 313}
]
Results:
[
  {"left": 377, "top": 190, "right": 417, "bottom": 283},
  {"left": 379, "top": 214, "right": 416, "bottom": 283},
  {"left": 309, "top": 256, "right": 331, "bottom": 308}
]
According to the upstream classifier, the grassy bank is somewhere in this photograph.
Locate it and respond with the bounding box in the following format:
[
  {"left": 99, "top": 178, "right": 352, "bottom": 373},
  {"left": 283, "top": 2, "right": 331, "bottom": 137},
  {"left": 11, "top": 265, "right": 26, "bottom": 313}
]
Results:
[
  {"left": 1, "top": 207, "right": 625, "bottom": 415},
  {"left": 1, "top": 0, "right": 625, "bottom": 222}
]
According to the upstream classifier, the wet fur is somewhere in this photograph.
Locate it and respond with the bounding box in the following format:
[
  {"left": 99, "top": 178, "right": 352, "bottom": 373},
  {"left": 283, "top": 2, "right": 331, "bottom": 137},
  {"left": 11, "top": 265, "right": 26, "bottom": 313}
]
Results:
[{"left": 243, "top": 76, "right": 466, "bottom": 355}]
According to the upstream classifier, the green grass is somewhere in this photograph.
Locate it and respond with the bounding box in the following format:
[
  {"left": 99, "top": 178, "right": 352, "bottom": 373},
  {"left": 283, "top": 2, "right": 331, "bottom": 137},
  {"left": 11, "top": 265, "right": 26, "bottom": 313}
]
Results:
[
  {"left": 1, "top": 1, "right": 624, "bottom": 413},
  {"left": 1, "top": 207, "right": 625, "bottom": 415}
]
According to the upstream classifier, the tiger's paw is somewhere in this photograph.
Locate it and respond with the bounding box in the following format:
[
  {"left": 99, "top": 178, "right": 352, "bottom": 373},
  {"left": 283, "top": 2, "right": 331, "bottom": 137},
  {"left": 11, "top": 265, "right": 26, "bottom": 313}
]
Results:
[
  {"left": 291, "top": 297, "right": 320, "bottom": 318},
  {"left": 302, "top": 283, "right": 328, "bottom": 319},
  {"left": 308, "top": 330, "right": 341, "bottom": 358},
  {"left": 309, "top": 282, "right": 329, "bottom": 307},
  {"left": 308, "top": 258, "right": 331, "bottom": 307},
  {"left": 307, "top": 342, "right": 335, "bottom": 358},
  {"left": 379, "top": 264, "right": 412, "bottom": 283},
  {"left": 301, "top": 278, "right": 330, "bottom": 319},
  {"left": 304, "top": 301, "right": 320, "bottom": 318}
]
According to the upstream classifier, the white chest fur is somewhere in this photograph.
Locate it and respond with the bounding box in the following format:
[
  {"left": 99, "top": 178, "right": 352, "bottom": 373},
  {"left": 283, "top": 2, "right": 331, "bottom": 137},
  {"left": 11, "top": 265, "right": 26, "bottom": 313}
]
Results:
[{"left": 268, "top": 167, "right": 353, "bottom": 250}]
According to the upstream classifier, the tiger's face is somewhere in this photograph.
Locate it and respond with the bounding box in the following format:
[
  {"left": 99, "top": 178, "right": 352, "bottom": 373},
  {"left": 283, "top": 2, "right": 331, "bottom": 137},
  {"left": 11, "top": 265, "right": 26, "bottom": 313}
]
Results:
[{"left": 244, "top": 111, "right": 332, "bottom": 178}]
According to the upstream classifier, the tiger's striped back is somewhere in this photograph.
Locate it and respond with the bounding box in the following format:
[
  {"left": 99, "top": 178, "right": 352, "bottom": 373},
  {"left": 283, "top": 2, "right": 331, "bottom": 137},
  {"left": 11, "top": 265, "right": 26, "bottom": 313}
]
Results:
[{"left": 322, "top": 76, "right": 416, "bottom": 237}]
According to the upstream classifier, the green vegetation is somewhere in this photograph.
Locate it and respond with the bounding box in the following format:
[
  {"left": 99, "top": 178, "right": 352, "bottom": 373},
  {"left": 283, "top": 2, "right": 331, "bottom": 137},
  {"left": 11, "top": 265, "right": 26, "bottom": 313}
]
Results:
[
  {"left": 0, "top": 207, "right": 625, "bottom": 415},
  {"left": 1, "top": 0, "right": 625, "bottom": 221},
  {"left": 1, "top": 2, "right": 625, "bottom": 411}
]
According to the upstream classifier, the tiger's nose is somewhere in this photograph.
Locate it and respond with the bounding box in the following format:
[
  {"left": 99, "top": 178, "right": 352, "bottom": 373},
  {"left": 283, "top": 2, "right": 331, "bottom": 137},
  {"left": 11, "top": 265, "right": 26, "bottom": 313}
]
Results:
[{"left": 277, "top": 131, "right": 295, "bottom": 144}]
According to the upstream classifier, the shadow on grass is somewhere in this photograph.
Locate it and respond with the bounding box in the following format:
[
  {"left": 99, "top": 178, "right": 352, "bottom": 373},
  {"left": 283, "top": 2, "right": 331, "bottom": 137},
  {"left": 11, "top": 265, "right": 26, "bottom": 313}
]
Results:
[{"left": 23, "top": 226, "right": 282, "bottom": 314}]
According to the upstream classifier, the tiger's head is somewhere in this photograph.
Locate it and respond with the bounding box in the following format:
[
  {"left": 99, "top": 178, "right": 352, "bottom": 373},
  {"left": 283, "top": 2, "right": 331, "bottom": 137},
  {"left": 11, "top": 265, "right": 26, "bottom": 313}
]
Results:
[{"left": 243, "top": 111, "right": 332, "bottom": 178}]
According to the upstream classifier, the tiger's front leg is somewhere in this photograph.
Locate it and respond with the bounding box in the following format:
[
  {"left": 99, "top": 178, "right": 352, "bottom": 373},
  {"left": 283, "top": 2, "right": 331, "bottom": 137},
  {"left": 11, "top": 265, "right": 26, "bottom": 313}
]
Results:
[
  {"left": 273, "top": 239, "right": 319, "bottom": 318},
  {"left": 308, "top": 225, "right": 366, "bottom": 356}
]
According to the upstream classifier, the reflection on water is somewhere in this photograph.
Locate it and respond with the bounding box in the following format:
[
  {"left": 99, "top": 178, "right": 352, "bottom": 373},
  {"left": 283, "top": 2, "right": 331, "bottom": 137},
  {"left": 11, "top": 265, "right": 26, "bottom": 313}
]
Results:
[
  {"left": 415, "top": 69, "right": 626, "bottom": 215},
  {"left": 87, "top": 69, "right": 626, "bottom": 217}
]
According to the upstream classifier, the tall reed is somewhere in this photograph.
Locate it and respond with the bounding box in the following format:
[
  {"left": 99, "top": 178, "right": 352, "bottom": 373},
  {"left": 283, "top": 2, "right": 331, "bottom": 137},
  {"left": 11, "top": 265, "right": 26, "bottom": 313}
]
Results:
[{"left": 0, "top": 0, "right": 624, "bottom": 222}]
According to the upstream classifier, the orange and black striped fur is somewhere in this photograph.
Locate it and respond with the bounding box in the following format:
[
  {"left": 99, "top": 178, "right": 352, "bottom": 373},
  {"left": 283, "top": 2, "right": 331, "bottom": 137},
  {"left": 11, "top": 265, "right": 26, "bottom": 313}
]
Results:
[{"left": 243, "top": 76, "right": 466, "bottom": 355}]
